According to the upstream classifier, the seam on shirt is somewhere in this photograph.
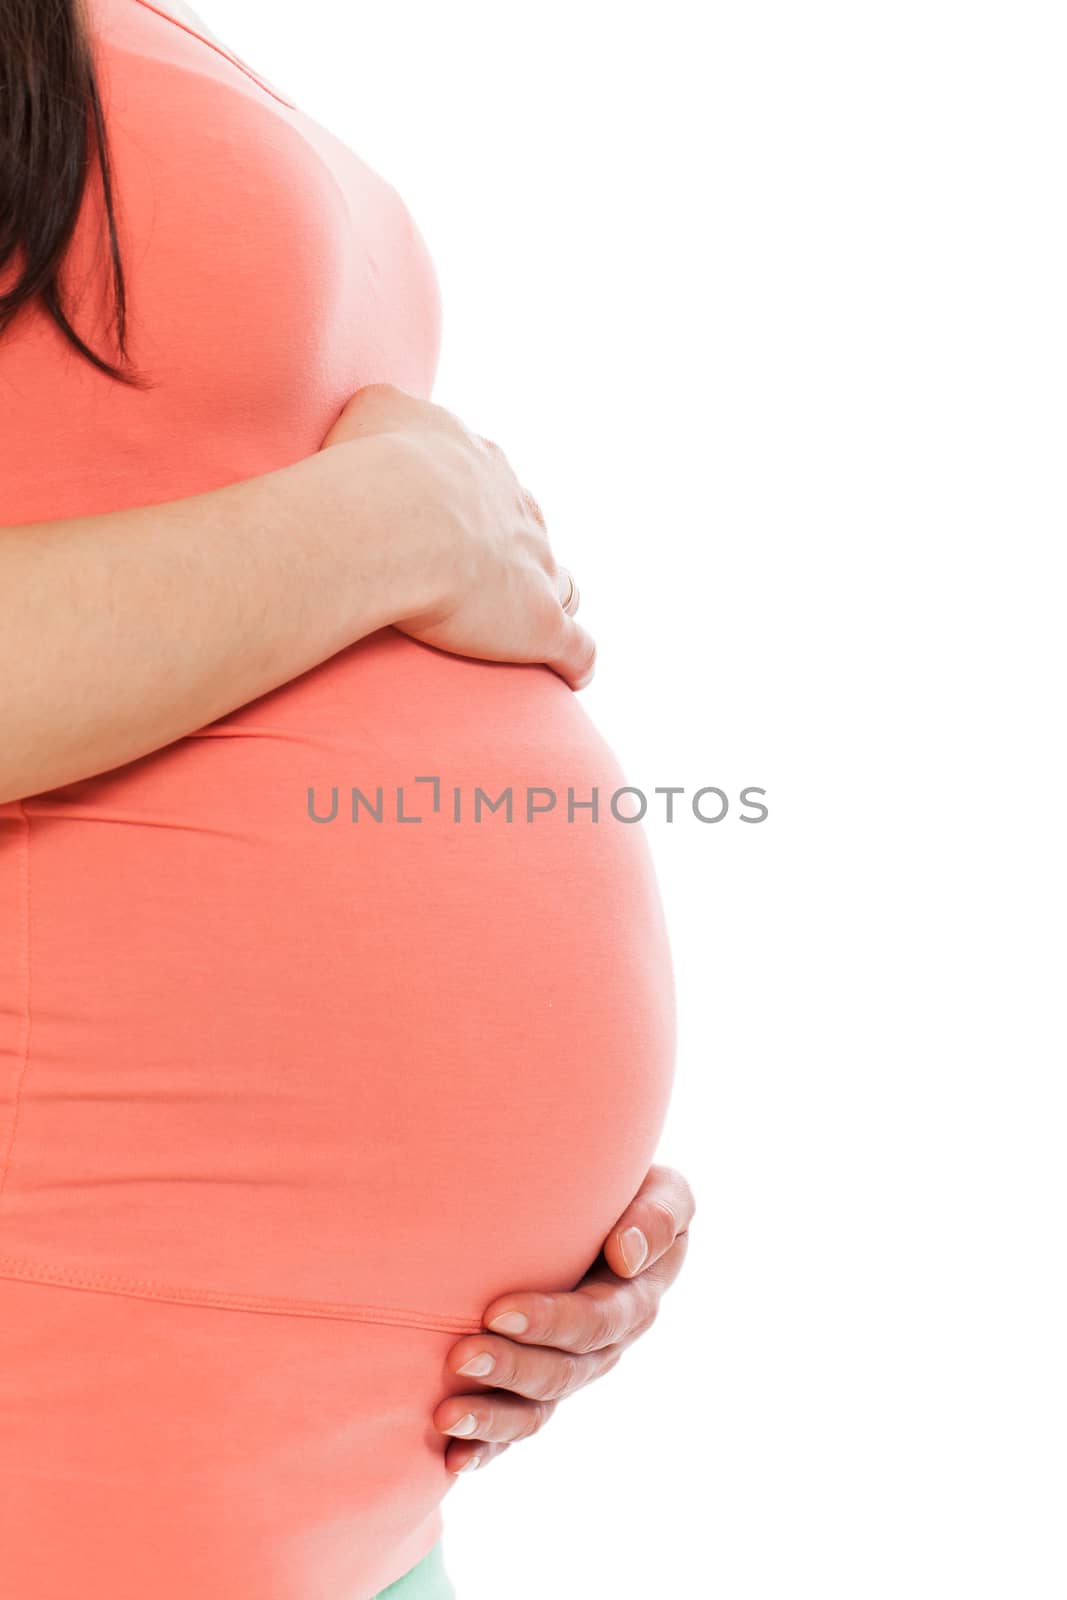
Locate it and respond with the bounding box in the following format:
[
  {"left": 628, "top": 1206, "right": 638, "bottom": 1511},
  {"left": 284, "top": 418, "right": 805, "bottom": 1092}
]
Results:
[
  {"left": 0, "top": 812, "right": 480, "bottom": 1339},
  {"left": 0, "top": 803, "right": 32, "bottom": 1210},
  {"left": 129, "top": 0, "right": 299, "bottom": 111},
  {"left": 0, "top": 1254, "right": 484, "bottom": 1334}
]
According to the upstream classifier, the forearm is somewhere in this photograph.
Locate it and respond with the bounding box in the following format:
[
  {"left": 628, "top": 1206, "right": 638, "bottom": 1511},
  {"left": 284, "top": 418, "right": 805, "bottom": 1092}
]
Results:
[{"left": 0, "top": 436, "right": 435, "bottom": 804}]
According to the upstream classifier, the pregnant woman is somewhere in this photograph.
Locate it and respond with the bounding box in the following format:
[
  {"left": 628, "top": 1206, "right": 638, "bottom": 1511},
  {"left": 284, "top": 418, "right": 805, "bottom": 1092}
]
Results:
[{"left": 0, "top": 1, "right": 686, "bottom": 1595}]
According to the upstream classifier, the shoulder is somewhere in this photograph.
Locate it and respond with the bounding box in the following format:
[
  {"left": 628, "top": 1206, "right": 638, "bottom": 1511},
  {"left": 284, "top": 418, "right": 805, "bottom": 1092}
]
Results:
[{"left": 147, "top": 0, "right": 229, "bottom": 48}]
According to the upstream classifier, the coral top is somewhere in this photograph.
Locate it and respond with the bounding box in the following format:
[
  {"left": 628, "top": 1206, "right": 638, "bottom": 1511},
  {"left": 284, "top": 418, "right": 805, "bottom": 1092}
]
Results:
[{"left": 0, "top": 2, "right": 677, "bottom": 1596}]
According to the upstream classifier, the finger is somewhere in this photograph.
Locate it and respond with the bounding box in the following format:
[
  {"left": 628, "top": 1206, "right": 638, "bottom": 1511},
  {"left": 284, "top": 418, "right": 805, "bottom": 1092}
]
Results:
[
  {"left": 446, "top": 1332, "right": 621, "bottom": 1402},
  {"left": 521, "top": 484, "right": 548, "bottom": 531},
  {"left": 601, "top": 1163, "right": 697, "bottom": 1279},
  {"left": 445, "top": 1439, "right": 510, "bottom": 1476},
  {"left": 583, "top": 1226, "right": 692, "bottom": 1304},
  {"left": 434, "top": 1392, "right": 560, "bottom": 1446},
  {"left": 544, "top": 601, "right": 596, "bottom": 691},
  {"left": 481, "top": 1230, "right": 691, "bottom": 1356},
  {"left": 483, "top": 1275, "right": 648, "bottom": 1356}
]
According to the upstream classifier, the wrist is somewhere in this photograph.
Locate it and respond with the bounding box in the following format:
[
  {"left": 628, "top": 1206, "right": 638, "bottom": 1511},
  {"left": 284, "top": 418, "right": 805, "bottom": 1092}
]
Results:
[
  {"left": 342, "top": 430, "right": 469, "bottom": 629},
  {"left": 270, "top": 436, "right": 450, "bottom": 642}
]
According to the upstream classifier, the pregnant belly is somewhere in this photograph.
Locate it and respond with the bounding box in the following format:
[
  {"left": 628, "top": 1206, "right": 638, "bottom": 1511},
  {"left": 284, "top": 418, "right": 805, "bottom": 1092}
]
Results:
[{"left": 0, "top": 628, "right": 677, "bottom": 1319}]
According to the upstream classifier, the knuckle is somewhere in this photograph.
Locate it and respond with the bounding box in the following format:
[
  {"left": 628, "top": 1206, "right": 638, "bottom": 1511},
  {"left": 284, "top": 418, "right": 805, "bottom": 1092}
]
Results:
[
  {"left": 527, "top": 1291, "right": 558, "bottom": 1337},
  {"left": 599, "top": 1347, "right": 625, "bottom": 1378},
  {"left": 638, "top": 1271, "right": 663, "bottom": 1316},
  {"left": 634, "top": 1300, "right": 659, "bottom": 1338},
  {"left": 569, "top": 1317, "right": 599, "bottom": 1356},
  {"left": 489, "top": 1348, "right": 517, "bottom": 1389},
  {"left": 648, "top": 1197, "right": 681, "bottom": 1237},
  {"left": 509, "top": 1406, "right": 538, "bottom": 1442},
  {"left": 582, "top": 634, "right": 597, "bottom": 676},
  {"left": 521, "top": 485, "right": 547, "bottom": 528},
  {"left": 664, "top": 1165, "right": 698, "bottom": 1222},
  {"left": 521, "top": 1406, "right": 544, "bottom": 1440},
  {"left": 540, "top": 1353, "right": 581, "bottom": 1401},
  {"left": 587, "top": 1301, "right": 622, "bottom": 1351},
  {"left": 601, "top": 1315, "right": 623, "bottom": 1350},
  {"left": 572, "top": 629, "right": 597, "bottom": 683},
  {"left": 527, "top": 1400, "right": 556, "bottom": 1437}
]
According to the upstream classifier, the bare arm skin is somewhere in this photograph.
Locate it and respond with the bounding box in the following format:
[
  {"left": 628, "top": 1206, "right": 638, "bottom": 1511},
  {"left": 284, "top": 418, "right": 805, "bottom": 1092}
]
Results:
[
  {"left": 1, "top": 383, "right": 595, "bottom": 806},
  {"left": 0, "top": 439, "right": 420, "bottom": 804}
]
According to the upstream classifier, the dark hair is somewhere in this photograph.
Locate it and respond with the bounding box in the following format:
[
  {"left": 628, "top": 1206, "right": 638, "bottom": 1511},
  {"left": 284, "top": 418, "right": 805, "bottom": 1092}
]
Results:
[{"left": 0, "top": 0, "right": 145, "bottom": 385}]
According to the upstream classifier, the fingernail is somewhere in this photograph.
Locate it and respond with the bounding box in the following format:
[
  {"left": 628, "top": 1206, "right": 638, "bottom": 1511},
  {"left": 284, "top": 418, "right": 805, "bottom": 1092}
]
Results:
[
  {"left": 487, "top": 1311, "right": 529, "bottom": 1335},
  {"left": 444, "top": 1413, "right": 479, "bottom": 1437},
  {"left": 454, "top": 1454, "right": 482, "bottom": 1473},
  {"left": 457, "top": 1352, "right": 496, "bottom": 1377},
  {"left": 619, "top": 1226, "right": 649, "bottom": 1274}
]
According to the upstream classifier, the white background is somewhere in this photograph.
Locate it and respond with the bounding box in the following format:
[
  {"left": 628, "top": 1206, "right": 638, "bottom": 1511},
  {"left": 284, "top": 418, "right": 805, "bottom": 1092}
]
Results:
[{"left": 201, "top": 2, "right": 1063, "bottom": 1594}]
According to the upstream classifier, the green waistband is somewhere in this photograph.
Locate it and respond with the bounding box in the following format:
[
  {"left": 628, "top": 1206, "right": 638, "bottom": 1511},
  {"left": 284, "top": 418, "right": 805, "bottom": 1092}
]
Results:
[{"left": 373, "top": 1539, "right": 456, "bottom": 1600}]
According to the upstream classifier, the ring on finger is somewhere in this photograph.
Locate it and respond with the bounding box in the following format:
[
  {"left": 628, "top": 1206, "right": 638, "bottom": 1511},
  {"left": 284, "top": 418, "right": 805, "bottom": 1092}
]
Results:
[{"left": 558, "top": 568, "right": 580, "bottom": 615}]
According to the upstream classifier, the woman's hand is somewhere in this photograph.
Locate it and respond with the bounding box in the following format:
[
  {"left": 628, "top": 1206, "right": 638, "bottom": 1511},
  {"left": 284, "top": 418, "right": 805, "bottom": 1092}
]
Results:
[
  {"left": 434, "top": 1164, "right": 696, "bottom": 1473},
  {"left": 320, "top": 382, "right": 595, "bottom": 689}
]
